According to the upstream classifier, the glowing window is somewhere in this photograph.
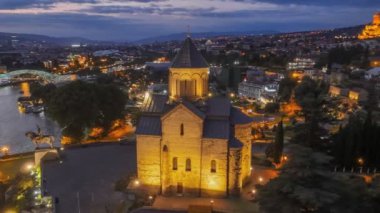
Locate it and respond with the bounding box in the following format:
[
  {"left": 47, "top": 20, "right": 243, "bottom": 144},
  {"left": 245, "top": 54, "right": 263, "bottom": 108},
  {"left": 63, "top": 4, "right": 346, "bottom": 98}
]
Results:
[
  {"left": 186, "top": 159, "right": 191, "bottom": 171},
  {"left": 180, "top": 123, "right": 184, "bottom": 136},
  {"left": 211, "top": 160, "right": 216, "bottom": 173},
  {"left": 173, "top": 157, "right": 178, "bottom": 170}
]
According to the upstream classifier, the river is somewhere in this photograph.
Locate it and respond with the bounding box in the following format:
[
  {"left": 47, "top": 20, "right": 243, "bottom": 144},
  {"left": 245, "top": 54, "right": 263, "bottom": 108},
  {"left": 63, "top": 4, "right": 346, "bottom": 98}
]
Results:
[{"left": 0, "top": 83, "right": 61, "bottom": 154}]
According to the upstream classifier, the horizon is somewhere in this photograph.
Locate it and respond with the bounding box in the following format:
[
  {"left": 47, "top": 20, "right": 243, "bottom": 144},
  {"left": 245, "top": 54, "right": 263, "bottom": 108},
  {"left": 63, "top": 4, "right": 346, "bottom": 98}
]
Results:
[
  {"left": 0, "top": 24, "right": 367, "bottom": 43},
  {"left": 0, "top": 0, "right": 378, "bottom": 41}
]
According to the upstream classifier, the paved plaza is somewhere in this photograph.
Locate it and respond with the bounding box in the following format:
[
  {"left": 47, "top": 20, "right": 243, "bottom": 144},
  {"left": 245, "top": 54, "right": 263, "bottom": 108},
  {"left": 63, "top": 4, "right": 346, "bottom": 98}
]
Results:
[
  {"left": 152, "top": 196, "right": 259, "bottom": 213},
  {"left": 40, "top": 142, "right": 277, "bottom": 213},
  {"left": 43, "top": 143, "right": 136, "bottom": 213}
]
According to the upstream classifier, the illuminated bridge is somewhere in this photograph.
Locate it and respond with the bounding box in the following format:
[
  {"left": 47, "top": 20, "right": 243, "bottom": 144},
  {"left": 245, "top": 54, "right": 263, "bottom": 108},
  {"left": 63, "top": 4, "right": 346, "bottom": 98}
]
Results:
[{"left": 0, "top": 70, "right": 73, "bottom": 84}]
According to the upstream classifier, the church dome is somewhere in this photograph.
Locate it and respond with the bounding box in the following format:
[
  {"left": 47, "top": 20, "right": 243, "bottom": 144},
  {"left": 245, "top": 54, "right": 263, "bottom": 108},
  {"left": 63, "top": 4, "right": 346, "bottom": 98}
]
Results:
[{"left": 171, "top": 37, "right": 209, "bottom": 68}]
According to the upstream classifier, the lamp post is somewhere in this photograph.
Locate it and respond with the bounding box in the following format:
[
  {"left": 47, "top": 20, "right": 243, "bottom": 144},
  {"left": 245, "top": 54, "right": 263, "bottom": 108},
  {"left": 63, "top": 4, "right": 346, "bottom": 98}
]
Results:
[
  {"left": 1, "top": 146, "right": 9, "bottom": 156},
  {"left": 358, "top": 158, "right": 364, "bottom": 173}
]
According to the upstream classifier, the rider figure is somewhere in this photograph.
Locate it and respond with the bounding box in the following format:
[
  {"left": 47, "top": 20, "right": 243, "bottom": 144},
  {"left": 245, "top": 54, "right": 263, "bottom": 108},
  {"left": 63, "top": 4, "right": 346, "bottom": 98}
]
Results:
[{"left": 36, "top": 125, "right": 43, "bottom": 139}]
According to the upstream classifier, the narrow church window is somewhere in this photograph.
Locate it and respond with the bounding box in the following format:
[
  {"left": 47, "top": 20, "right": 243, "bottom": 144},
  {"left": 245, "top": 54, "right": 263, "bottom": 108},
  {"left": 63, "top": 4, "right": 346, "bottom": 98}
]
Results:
[
  {"left": 180, "top": 123, "right": 184, "bottom": 136},
  {"left": 211, "top": 160, "right": 216, "bottom": 173},
  {"left": 173, "top": 157, "right": 178, "bottom": 170},
  {"left": 186, "top": 159, "right": 191, "bottom": 171}
]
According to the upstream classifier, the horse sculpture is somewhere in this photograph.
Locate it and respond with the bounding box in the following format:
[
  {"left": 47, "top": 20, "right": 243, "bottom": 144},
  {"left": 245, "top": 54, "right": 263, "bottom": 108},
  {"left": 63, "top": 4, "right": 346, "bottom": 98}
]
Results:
[{"left": 25, "top": 126, "right": 54, "bottom": 149}]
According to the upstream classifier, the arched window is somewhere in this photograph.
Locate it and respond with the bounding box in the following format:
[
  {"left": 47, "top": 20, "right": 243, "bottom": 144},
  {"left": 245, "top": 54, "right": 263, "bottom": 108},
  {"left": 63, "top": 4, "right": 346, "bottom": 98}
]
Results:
[
  {"left": 180, "top": 123, "right": 184, "bottom": 136},
  {"left": 173, "top": 157, "right": 178, "bottom": 170},
  {"left": 211, "top": 160, "right": 216, "bottom": 173},
  {"left": 186, "top": 159, "right": 191, "bottom": 171},
  {"left": 163, "top": 145, "right": 168, "bottom": 152}
]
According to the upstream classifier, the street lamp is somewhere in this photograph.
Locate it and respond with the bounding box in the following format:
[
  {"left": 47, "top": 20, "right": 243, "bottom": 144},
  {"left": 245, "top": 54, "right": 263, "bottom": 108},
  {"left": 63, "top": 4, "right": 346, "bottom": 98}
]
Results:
[
  {"left": 258, "top": 176, "right": 264, "bottom": 183},
  {"left": 24, "top": 162, "right": 34, "bottom": 171},
  {"left": 134, "top": 180, "right": 140, "bottom": 186},
  {"left": 357, "top": 158, "right": 364, "bottom": 166},
  {"left": 1, "top": 146, "right": 9, "bottom": 155}
]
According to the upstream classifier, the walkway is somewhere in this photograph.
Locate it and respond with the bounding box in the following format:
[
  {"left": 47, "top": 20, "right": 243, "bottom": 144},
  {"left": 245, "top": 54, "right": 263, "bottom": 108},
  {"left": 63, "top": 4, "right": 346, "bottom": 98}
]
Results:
[{"left": 152, "top": 196, "right": 259, "bottom": 213}]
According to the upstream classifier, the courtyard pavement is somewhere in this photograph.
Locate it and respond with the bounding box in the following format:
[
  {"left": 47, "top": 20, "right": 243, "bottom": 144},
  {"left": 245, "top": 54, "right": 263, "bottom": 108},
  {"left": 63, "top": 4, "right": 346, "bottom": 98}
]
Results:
[
  {"left": 0, "top": 153, "right": 34, "bottom": 181},
  {"left": 41, "top": 141, "right": 278, "bottom": 213},
  {"left": 43, "top": 143, "right": 136, "bottom": 213},
  {"left": 153, "top": 196, "right": 259, "bottom": 213}
]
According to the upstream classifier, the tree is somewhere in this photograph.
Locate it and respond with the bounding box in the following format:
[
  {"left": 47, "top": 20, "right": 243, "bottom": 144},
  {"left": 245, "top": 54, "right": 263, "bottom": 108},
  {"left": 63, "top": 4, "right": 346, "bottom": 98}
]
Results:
[
  {"left": 45, "top": 81, "right": 127, "bottom": 142},
  {"left": 327, "top": 45, "right": 369, "bottom": 69},
  {"left": 294, "top": 77, "right": 328, "bottom": 148},
  {"left": 257, "top": 144, "right": 373, "bottom": 213},
  {"left": 264, "top": 102, "right": 280, "bottom": 114},
  {"left": 278, "top": 77, "right": 297, "bottom": 102},
  {"left": 273, "top": 120, "right": 284, "bottom": 163},
  {"left": 333, "top": 112, "right": 380, "bottom": 167},
  {"left": 30, "top": 83, "right": 57, "bottom": 103}
]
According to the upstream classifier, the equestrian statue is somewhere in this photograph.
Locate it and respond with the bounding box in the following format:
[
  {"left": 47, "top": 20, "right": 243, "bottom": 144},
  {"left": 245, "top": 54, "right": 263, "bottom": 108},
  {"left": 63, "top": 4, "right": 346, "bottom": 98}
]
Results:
[{"left": 25, "top": 125, "right": 55, "bottom": 149}]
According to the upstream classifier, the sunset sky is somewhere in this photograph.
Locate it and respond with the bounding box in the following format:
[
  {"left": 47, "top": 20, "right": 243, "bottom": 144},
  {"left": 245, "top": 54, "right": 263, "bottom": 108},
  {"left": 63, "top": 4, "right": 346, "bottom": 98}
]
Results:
[{"left": 0, "top": 0, "right": 378, "bottom": 41}]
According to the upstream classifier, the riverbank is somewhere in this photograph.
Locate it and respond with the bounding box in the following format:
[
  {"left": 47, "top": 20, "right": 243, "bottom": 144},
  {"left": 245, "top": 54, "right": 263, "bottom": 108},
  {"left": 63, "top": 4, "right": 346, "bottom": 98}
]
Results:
[{"left": 0, "top": 84, "right": 62, "bottom": 154}]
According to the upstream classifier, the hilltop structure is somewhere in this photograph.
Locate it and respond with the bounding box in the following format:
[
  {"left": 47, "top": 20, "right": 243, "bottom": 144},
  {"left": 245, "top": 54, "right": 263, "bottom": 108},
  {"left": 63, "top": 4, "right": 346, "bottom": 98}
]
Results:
[
  {"left": 135, "top": 37, "right": 253, "bottom": 197},
  {"left": 358, "top": 12, "right": 380, "bottom": 40}
]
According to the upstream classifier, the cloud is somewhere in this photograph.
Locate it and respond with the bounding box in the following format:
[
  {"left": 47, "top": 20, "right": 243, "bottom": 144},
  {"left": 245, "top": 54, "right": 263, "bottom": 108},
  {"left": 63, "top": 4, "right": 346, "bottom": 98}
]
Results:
[
  {"left": 231, "top": 0, "right": 380, "bottom": 7},
  {"left": 0, "top": 0, "right": 377, "bottom": 41}
]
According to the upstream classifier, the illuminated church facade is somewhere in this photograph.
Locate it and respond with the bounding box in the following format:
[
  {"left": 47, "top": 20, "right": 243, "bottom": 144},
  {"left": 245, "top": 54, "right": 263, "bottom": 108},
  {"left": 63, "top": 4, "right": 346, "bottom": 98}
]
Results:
[
  {"left": 358, "top": 12, "right": 380, "bottom": 40},
  {"left": 136, "top": 37, "right": 253, "bottom": 197}
]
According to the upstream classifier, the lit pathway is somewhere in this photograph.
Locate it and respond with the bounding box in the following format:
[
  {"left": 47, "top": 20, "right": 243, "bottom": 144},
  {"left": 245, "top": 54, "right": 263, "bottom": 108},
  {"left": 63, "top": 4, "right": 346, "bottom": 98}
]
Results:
[{"left": 153, "top": 196, "right": 259, "bottom": 213}]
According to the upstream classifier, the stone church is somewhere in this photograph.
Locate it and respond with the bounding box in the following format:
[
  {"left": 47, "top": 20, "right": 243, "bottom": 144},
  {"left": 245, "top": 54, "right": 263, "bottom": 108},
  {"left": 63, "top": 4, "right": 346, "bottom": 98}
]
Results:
[{"left": 136, "top": 37, "right": 253, "bottom": 197}]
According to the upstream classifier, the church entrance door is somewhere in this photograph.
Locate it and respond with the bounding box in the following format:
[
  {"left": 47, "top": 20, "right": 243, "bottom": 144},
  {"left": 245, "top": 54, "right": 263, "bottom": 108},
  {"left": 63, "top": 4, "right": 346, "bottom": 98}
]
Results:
[{"left": 177, "top": 182, "right": 183, "bottom": 194}]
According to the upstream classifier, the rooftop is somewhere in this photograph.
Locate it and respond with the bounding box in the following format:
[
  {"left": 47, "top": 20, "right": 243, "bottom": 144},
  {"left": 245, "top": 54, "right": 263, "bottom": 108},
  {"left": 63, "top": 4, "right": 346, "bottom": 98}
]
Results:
[{"left": 171, "top": 37, "right": 208, "bottom": 68}]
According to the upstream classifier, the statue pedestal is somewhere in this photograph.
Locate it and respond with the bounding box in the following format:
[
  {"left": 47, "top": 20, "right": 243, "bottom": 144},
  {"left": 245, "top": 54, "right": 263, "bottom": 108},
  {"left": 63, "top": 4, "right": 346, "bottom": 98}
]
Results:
[{"left": 34, "top": 148, "right": 59, "bottom": 166}]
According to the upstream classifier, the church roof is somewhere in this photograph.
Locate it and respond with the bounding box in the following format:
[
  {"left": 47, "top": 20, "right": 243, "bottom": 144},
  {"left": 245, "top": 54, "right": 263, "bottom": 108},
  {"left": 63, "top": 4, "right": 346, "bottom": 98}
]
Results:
[
  {"left": 229, "top": 137, "right": 244, "bottom": 148},
  {"left": 230, "top": 107, "right": 254, "bottom": 125},
  {"left": 135, "top": 116, "right": 162, "bottom": 136},
  {"left": 141, "top": 94, "right": 169, "bottom": 114},
  {"left": 203, "top": 119, "right": 230, "bottom": 139},
  {"left": 171, "top": 37, "right": 209, "bottom": 68},
  {"left": 206, "top": 97, "right": 231, "bottom": 117},
  {"left": 181, "top": 100, "right": 206, "bottom": 120}
]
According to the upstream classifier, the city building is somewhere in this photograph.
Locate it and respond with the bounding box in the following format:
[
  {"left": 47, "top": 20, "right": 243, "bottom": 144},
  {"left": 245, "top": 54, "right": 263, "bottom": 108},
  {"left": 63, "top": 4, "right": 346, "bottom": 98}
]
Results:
[
  {"left": 135, "top": 37, "right": 253, "bottom": 197},
  {"left": 287, "top": 58, "right": 316, "bottom": 70},
  {"left": 0, "top": 65, "right": 7, "bottom": 74},
  {"left": 238, "top": 80, "right": 278, "bottom": 101},
  {"left": 348, "top": 88, "right": 368, "bottom": 103},
  {"left": 369, "top": 56, "right": 380, "bottom": 67},
  {"left": 358, "top": 12, "right": 380, "bottom": 40},
  {"left": 365, "top": 67, "right": 380, "bottom": 80},
  {"left": 329, "top": 86, "right": 349, "bottom": 97},
  {"left": 238, "top": 69, "right": 279, "bottom": 101}
]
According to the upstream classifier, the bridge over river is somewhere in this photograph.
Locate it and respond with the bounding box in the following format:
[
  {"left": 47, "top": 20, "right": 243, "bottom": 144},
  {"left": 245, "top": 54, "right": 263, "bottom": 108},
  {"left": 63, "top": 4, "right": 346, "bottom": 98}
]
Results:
[{"left": 0, "top": 69, "right": 74, "bottom": 85}]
